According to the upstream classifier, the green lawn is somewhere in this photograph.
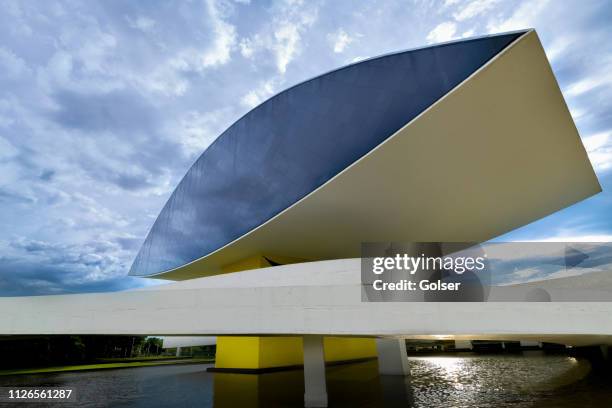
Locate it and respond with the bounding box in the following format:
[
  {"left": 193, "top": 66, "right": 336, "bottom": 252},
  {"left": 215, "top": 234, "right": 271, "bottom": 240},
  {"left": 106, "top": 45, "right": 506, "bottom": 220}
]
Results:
[
  {"left": 95, "top": 356, "right": 196, "bottom": 363},
  {"left": 0, "top": 358, "right": 214, "bottom": 376}
]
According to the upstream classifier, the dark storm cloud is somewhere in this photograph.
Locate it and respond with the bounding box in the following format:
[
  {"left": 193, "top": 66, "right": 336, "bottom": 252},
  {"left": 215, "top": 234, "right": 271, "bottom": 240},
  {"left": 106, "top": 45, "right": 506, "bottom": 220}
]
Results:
[
  {"left": 0, "top": 0, "right": 610, "bottom": 296},
  {"left": 39, "top": 170, "right": 55, "bottom": 181},
  {"left": 0, "top": 189, "right": 34, "bottom": 205},
  {"left": 0, "top": 258, "right": 142, "bottom": 296},
  {"left": 50, "top": 89, "right": 159, "bottom": 133},
  {"left": 115, "top": 236, "right": 142, "bottom": 251},
  {"left": 114, "top": 173, "right": 156, "bottom": 191}
]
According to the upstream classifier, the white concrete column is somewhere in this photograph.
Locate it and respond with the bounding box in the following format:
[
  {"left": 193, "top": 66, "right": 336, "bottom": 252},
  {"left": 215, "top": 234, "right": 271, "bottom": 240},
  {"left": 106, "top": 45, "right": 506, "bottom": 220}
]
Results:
[
  {"left": 376, "top": 339, "right": 410, "bottom": 376},
  {"left": 454, "top": 340, "right": 473, "bottom": 350},
  {"left": 303, "top": 335, "right": 328, "bottom": 407},
  {"left": 176, "top": 347, "right": 181, "bottom": 357}
]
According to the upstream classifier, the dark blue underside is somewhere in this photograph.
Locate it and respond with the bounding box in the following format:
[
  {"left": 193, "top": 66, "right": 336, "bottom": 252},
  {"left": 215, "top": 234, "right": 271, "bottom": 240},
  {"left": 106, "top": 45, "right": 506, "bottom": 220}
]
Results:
[{"left": 130, "top": 32, "right": 524, "bottom": 276}]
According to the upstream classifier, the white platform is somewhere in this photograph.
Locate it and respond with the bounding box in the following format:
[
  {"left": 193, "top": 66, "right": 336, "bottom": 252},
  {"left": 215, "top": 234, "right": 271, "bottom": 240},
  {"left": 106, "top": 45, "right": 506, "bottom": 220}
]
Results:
[{"left": 1, "top": 259, "right": 612, "bottom": 347}]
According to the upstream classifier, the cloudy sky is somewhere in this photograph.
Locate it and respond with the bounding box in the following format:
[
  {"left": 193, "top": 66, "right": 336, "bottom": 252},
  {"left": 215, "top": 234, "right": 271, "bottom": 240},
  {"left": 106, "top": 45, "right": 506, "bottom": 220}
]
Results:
[{"left": 1, "top": 0, "right": 611, "bottom": 296}]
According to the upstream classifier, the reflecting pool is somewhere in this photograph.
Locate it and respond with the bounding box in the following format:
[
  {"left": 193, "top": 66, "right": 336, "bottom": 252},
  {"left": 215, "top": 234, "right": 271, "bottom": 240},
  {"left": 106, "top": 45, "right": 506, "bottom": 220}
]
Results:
[{"left": 1, "top": 351, "right": 611, "bottom": 407}]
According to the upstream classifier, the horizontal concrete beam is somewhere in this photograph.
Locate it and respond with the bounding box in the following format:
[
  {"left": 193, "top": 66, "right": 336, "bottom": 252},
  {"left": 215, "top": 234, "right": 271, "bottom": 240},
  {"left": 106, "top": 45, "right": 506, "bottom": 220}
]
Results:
[{"left": 1, "top": 259, "right": 612, "bottom": 347}]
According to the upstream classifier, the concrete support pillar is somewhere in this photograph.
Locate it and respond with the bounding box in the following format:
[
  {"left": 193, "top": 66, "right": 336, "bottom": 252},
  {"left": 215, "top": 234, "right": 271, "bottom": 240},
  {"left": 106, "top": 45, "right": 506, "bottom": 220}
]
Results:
[
  {"left": 573, "top": 345, "right": 611, "bottom": 369},
  {"left": 454, "top": 340, "right": 472, "bottom": 350},
  {"left": 376, "top": 339, "right": 410, "bottom": 376},
  {"left": 176, "top": 347, "right": 181, "bottom": 357},
  {"left": 600, "top": 345, "right": 609, "bottom": 361},
  {"left": 303, "top": 335, "right": 328, "bottom": 407},
  {"left": 379, "top": 375, "right": 414, "bottom": 407}
]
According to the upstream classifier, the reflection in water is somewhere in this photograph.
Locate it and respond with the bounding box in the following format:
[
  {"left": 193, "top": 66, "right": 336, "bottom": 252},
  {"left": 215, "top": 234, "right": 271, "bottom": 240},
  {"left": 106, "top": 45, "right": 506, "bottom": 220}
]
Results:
[
  {"left": 0, "top": 352, "right": 611, "bottom": 407},
  {"left": 407, "top": 352, "right": 593, "bottom": 407}
]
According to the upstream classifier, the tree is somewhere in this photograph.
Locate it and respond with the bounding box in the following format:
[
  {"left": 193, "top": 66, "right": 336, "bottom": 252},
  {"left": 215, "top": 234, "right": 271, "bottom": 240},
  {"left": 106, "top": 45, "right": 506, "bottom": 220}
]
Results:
[{"left": 143, "top": 337, "right": 163, "bottom": 356}]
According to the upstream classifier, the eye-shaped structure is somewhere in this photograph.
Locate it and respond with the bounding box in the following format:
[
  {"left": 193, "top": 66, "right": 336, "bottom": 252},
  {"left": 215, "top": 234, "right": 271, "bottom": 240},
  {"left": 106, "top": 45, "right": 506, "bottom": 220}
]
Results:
[{"left": 130, "top": 29, "right": 600, "bottom": 280}]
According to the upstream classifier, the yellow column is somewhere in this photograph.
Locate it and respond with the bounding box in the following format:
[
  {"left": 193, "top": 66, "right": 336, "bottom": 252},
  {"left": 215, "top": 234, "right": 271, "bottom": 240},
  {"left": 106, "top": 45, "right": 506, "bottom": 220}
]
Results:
[{"left": 213, "top": 256, "right": 377, "bottom": 372}]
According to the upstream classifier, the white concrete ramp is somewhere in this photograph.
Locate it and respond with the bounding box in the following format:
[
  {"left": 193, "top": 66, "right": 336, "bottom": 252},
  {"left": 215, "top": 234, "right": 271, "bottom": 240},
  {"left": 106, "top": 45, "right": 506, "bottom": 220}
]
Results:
[{"left": 1, "top": 259, "right": 612, "bottom": 347}]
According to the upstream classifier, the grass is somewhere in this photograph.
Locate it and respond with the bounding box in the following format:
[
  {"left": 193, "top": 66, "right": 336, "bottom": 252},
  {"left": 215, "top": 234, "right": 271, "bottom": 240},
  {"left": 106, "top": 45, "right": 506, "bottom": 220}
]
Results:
[
  {"left": 95, "top": 356, "right": 197, "bottom": 363},
  {"left": 0, "top": 357, "right": 215, "bottom": 376}
]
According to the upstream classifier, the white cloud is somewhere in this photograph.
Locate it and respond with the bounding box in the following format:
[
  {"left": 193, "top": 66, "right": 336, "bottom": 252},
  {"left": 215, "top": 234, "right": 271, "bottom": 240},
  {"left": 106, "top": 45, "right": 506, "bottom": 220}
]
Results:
[
  {"left": 529, "top": 234, "right": 612, "bottom": 242},
  {"left": 565, "top": 78, "right": 598, "bottom": 96},
  {"left": 274, "top": 23, "right": 301, "bottom": 73},
  {"left": 0, "top": 0, "right": 610, "bottom": 296},
  {"left": 239, "top": 36, "right": 258, "bottom": 58},
  {"left": 461, "top": 29, "right": 475, "bottom": 38},
  {"left": 52, "top": 22, "right": 118, "bottom": 76},
  {"left": 36, "top": 25, "right": 123, "bottom": 95},
  {"left": 513, "top": 267, "right": 541, "bottom": 279},
  {"left": 328, "top": 28, "right": 354, "bottom": 53},
  {"left": 41, "top": 51, "right": 73, "bottom": 87},
  {"left": 240, "top": 92, "right": 260, "bottom": 109},
  {"left": 37, "top": 0, "right": 240, "bottom": 99},
  {"left": 175, "top": 108, "right": 236, "bottom": 157},
  {"left": 544, "top": 36, "right": 572, "bottom": 62},
  {"left": 426, "top": 22, "right": 457, "bottom": 43},
  {"left": 0, "top": 47, "right": 30, "bottom": 78},
  {"left": 350, "top": 56, "right": 366, "bottom": 64},
  {"left": 126, "top": 15, "right": 156, "bottom": 32},
  {"left": 135, "top": 19, "right": 238, "bottom": 97},
  {"left": 487, "top": 0, "right": 549, "bottom": 33},
  {"left": 137, "top": 57, "right": 190, "bottom": 96},
  {"left": 499, "top": 267, "right": 543, "bottom": 285},
  {"left": 564, "top": 71, "right": 612, "bottom": 97},
  {"left": 0, "top": 136, "right": 19, "bottom": 159},
  {"left": 0, "top": 1, "right": 251, "bottom": 294},
  {"left": 240, "top": 79, "right": 278, "bottom": 108},
  {"left": 583, "top": 131, "right": 612, "bottom": 172},
  {"left": 568, "top": 106, "right": 586, "bottom": 121},
  {"left": 499, "top": 268, "right": 590, "bottom": 286},
  {"left": 71, "top": 192, "right": 130, "bottom": 229},
  {"left": 542, "top": 267, "right": 604, "bottom": 280},
  {"left": 77, "top": 32, "right": 117, "bottom": 74},
  {"left": 0, "top": 98, "right": 17, "bottom": 128},
  {"left": 238, "top": 0, "right": 319, "bottom": 74},
  {"left": 201, "top": 0, "right": 237, "bottom": 68},
  {"left": 453, "top": 0, "right": 500, "bottom": 21}
]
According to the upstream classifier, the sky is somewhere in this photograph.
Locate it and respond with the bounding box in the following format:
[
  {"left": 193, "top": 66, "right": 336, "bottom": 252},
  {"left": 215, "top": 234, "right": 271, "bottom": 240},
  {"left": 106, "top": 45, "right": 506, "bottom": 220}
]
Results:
[{"left": 0, "top": 0, "right": 611, "bottom": 296}]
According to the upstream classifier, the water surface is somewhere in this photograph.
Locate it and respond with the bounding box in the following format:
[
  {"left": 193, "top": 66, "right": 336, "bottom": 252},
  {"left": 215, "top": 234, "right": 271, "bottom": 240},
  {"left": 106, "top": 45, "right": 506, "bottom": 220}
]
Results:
[{"left": 1, "top": 351, "right": 610, "bottom": 407}]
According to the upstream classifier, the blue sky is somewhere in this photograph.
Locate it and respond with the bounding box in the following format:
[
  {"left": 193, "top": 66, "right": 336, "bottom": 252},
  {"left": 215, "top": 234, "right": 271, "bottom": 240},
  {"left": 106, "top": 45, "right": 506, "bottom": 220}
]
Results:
[{"left": 0, "top": 0, "right": 610, "bottom": 296}]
